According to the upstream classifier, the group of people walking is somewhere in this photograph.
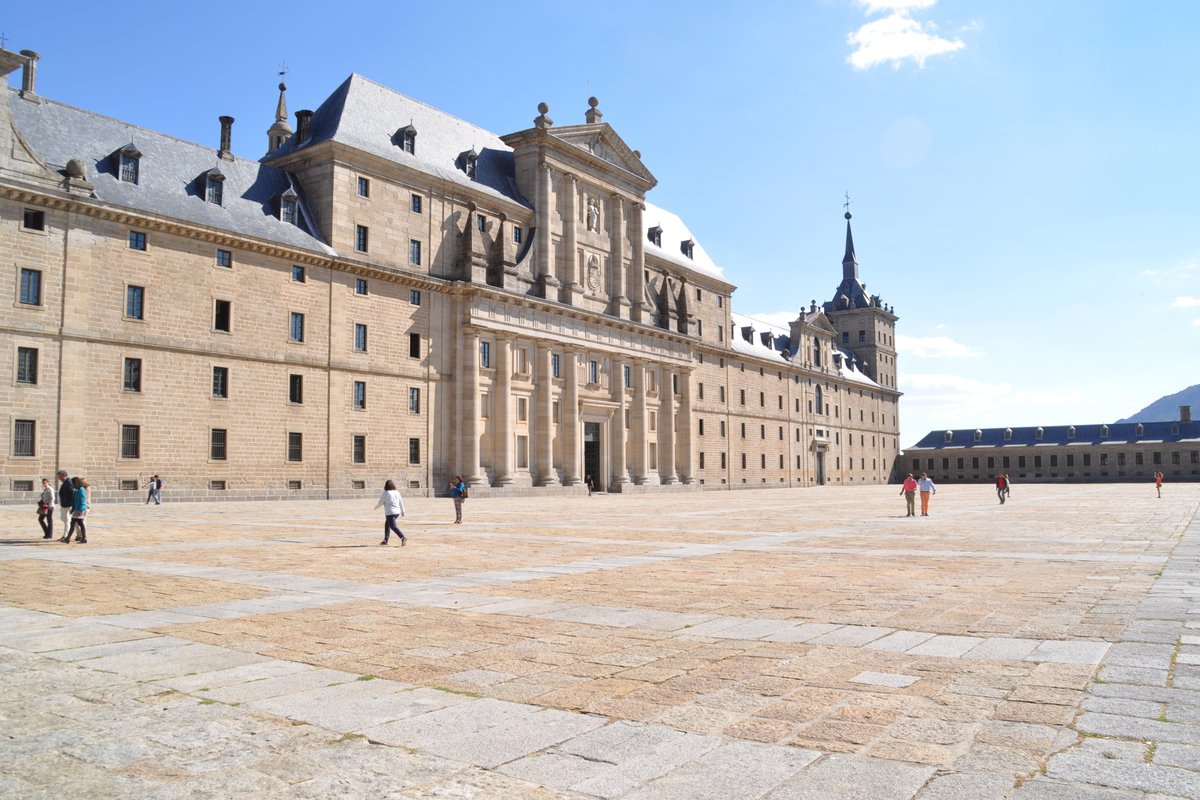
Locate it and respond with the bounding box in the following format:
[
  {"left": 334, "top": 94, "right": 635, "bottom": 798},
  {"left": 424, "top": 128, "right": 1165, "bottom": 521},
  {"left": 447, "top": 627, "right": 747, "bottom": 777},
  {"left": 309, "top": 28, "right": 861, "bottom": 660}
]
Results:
[
  {"left": 899, "top": 472, "right": 938, "bottom": 516},
  {"left": 36, "top": 471, "right": 89, "bottom": 543},
  {"left": 372, "top": 475, "right": 469, "bottom": 546}
]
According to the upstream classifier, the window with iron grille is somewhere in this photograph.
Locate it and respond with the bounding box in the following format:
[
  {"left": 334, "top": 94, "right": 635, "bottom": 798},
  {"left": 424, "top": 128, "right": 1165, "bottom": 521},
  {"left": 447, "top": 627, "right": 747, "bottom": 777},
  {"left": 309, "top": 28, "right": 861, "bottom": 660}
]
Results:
[
  {"left": 409, "top": 438, "right": 420, "bottom": 464},
  {"left": 352, "top": 435, "right": 366, "bottom": 464},
  {"left": 212, "top": 366, "right": 228, "bottom": 398},
  {"left": 120, "top": 424, "right": 140, "bottom": 459},
  {"left": 17, "top": 347, "right": 38, "bottom": 385},
  {"left": 210, "top": 428, "right": 227, "bottom": 460},
  {"left": 13, "top": 420, "right": 35, "bottom": 457},
  {"left": 287, "top": 432, "right": 303, "bottom": 462}
]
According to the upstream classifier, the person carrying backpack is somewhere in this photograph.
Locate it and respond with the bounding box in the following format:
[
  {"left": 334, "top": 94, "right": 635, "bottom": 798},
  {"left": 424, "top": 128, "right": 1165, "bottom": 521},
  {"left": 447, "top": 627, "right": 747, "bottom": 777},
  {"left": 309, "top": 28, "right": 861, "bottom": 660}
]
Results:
[{"left": 449, "top": 475, "right": 467, "bottom": 524}]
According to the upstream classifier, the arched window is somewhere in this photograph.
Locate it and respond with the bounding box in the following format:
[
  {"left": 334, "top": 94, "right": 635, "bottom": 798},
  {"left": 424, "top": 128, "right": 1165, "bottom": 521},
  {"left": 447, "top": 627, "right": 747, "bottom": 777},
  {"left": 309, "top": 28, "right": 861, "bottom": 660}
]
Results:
[
  {"left": 814, "top": 385, "right": 823, "bottom": 415},
  {"left": 812, "top": 337, "right": 821, "bottom": 367}
]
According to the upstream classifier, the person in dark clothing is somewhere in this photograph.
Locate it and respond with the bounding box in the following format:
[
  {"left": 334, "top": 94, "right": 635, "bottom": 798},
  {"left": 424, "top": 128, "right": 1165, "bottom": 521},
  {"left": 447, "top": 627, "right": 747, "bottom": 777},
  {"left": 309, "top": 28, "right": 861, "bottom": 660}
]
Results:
[{"left": 56, "top": 471, "right": 74, "bottom": 539}]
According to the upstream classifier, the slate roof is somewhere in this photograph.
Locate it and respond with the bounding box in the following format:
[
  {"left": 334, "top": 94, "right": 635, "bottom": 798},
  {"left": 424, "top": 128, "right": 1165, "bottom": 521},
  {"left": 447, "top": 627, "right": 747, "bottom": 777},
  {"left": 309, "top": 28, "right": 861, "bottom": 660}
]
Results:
[
  {"left": 728, "top": 312, "right": 879, "bottom": 387},
  {"left": 8, "top": 89, "right": 333, "bottom": 255},
  {"left": 265, "top": 74, "right": 527, "bottom": 208},
  {"left": 910, "top": 421, "right": 1200, "bottom": 450},
  {"left": 643, "top": 202, "right": 723, "bottom": 279}
]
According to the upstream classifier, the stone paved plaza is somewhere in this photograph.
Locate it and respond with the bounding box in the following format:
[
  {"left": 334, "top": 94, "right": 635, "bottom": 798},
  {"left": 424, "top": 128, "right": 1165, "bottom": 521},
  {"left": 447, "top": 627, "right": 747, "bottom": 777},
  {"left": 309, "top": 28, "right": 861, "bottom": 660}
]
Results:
[{"left": 2, "top": 483, "right": 1200, "bottom": 798}]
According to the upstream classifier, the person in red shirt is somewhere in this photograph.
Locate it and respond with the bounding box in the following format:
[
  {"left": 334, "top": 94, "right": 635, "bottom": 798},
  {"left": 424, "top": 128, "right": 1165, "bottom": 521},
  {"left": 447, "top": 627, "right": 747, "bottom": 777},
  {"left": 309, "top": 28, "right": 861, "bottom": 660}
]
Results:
[
  {"left": 995, "top": 473, "right": 1008, "bottom": 504},
  {"left": 1155, "top": 471, "right": 1164, "bottom": 498},
  {"left": 899, "top": 473, "right": 918, "bottom": 517}
]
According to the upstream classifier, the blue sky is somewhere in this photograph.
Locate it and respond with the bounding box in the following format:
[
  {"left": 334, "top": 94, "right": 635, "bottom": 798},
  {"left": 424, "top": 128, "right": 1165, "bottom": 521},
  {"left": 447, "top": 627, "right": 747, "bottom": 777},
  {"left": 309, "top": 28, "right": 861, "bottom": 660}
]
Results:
[{"left": 6, "top": 0, "right": 1198, "bottom": 447}]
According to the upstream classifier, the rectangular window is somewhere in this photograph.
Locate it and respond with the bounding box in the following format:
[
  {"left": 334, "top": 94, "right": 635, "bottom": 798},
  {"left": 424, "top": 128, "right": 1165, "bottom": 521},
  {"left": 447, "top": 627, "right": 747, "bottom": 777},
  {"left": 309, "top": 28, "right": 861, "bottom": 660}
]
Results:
[
  {"left": 281, "top": 198, "right": 297, "bottom": 224},
  {"left": 287, "top": 480, "right": 302, "bottom": 490},
  {"left": 408, "top": 387, "right": 420, "bottom": 414},
  {"left": 699, "top": 419, "right": 705, "bottom": 436},
  {"left": 409, "top": 333, "right": 421, "bottom": 358},
  {"left": 210, "top": 480, "right": 227, "bottom": 491},
  {"left": 129, "top": 230, "right": 147, "bottom": 250},
  {"left": 16, "top": 347, "right": 38, "bottom": 385},
  {"left": 355, "top": 225, "right": 369, "bottom": 253},
  {"left": 357, "top": 176, "right": 370, "bottom": 197},
  {"left": 411, "top": 194, "right": 422, "bottom": 213},
  {"left": 739, "top": 389, "right": 745, "bottom": 405},
  {"left": 18, "top": 268, "right": 41, "bottom": 305},
  {"left": 354, "top": 323, "right": 368, "bottom": 352},
  {"left": 513, "top": 226, "right": 522, "bottom": 243},
  {"left": 289, "top": 374, "right": 303, "bottom": 404},
  {"left": 353, "top": 381, "right": 366, "bottom": 409},
  {"left": 126, "top": 285, "right": 145, "bottom": 319},
  {"left": 480, "top": 341, "right": 491, "bottom": 368},
  {"left": 477, "top": 214, "right": 486, "bottom": 232},
  {"left": 1153, "top": 451, "right": 1162, "bottom": 465},
  {"left": 355, "top": 278, "right": 368, "bottom": 295},
  {"left": 214, "top": 299, "right": 231, "bottom": 332},
  {"left": 719, "top": 386, "right": 725, "bottom": 403},
  {"left": 552, "top": 353, "right": 560, "bottom": 378},
  {"left": 1067, "top": 454, "right": 1075, "bottom": 467},
  {"left": 517, "top": 397, "right": 528, "bottom": 422},
  {"left": 588, "top": 360, "right": 599, "bottom": 384},
  {"left": 517, "top": 435, "right": 529, "bottom": 469},
  {"left": 123, "top": 357, "right": 142, "bottom": 392},
  {"left": 1136, "top": 452, "right": 1144, "bottom": 466},
  {"left": 292, "top": 265, "right": 306, "bottom": 282},
  {"left": 1034, "top": 455, "right": 1043, "bottom": 468},
  {"left": 624, "top": 365, "right": 631, "bottom": 388},
  {"left": 207, "top": 177, "right": 223, "bottom": 206},
  {"left": 1003, "top": 456, "right": 1011, "bottom": 468},
  {"left": 409, "top": 239, "right": 422, "bottom": 265},
  {"left": 120, "top": 424, "right": 140, "bottom": 459},
  {"left": 119, "top": 153, "right": 139, "bottom": 183},
  {"left": 212, "top": 366, "right": 228, "bottom": 398},
  {"left": 210, "top": 428, "right": 227, "bottom": 460},
  {"left": 1050, "top": 454, "right": 1059, "bottom": 467},
  {"left": 23, "top": 208, "right": 45, "bottom": 231},
  {"left": 858, "top": 330, "right": 866, "bottom": 343},
  {"left": 215, "top": 249, "right": 232, "bottom": 268},
  {"left": 720, "top": 420, "right": 726, "bottom": 437},
  {"left": 287, "top": 432, "right": 303, "bottom": 462},
  {"left": 13, "top": 419, "right": 35, "bottom": 457},
  {"left": 352, "top": 435, "right": 366, "bottom": 464},
  {"left": 1083, "top": 454, "right": 1091, "bottom": 466},
  {"left": 410, "top": 289, "right": 421, "bottom": 305},
  {"left": 408, "top": 437, "right": 421, "bottom": 464},
  {"left": 1118, "top": 453, "right": 1126, "bottom": 466},
  {"left": 290, "top": 312, "right": 305, "bottom": 342}
]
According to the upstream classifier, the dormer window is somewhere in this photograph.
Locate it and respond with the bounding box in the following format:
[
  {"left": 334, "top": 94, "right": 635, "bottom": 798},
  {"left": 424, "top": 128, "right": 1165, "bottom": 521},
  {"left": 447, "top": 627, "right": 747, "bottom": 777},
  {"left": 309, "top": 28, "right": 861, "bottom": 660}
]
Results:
[
  {"left": 396, "top": 125, "right": 416, "bottom": 154},
  {"left": 974, "top": 429, "right": 982, "bottom": 442},
  {"left": 119, "top": 144, "right": 141, "bottom": 184},
  {"left": 945, "top": 431, "right": 954, "bottom": 443},
  {"left": 1004, "top": 428, "right": 1013, "bottom": 441},
  {"left": 1067, "top": 425, "right": 1076, "bottom": 439},
  {"left": 279, "top": 188, "right": 299, "bottom": 224},
  {"left": 461, "top": 148, "right": 478, "bottom": 179},
  {"left": 1035, "top": 427, "right": 1044, "bottom": 440},
  {"left": 648, "top": 225, "right": 663, "bottom": 247},
  {"left": 205, "top": 168, "right": 225, "bottom": 206},
  {"left": 1100, "top": 425, "right": 1109, "bottom": 438},
  {"left": 680, "top": 239, "right": 694, "bottom": 259},
  {"left": 1135, "top": 423, "right": 1144, "bottom": 436}
]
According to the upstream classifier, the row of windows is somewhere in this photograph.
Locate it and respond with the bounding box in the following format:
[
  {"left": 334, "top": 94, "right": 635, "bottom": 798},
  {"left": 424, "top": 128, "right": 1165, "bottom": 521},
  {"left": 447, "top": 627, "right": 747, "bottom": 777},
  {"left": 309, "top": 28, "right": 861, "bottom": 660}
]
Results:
[{"left": 915, "top": 450, "right": 1200, "bottom": 472}]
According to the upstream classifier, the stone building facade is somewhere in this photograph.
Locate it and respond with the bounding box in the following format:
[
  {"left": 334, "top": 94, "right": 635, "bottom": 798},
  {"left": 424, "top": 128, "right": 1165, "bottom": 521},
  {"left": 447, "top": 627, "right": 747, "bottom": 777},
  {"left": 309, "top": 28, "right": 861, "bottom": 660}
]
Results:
[
  {"left": 907, "top": 407, "right": 1199, "bottom": 485},
  {"left": 0, "top": 48, "right": 901, "bottom": 501}
]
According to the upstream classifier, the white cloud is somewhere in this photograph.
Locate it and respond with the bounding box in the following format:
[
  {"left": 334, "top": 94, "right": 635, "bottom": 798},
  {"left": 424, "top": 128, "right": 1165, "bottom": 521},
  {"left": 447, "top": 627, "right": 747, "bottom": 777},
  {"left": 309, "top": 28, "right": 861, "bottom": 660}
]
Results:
[
  {"left": 1141, "top": 259, "right": 1199, "bottom": 283},
  {"left": 896, "top": 334, "right": 982, "bottom": 359},
  {"left": 1173, "top": 296, "right": 1200, "bottom": 308},
  {"left": 846, "top": 0, "right": 966, "bottom": 71}
]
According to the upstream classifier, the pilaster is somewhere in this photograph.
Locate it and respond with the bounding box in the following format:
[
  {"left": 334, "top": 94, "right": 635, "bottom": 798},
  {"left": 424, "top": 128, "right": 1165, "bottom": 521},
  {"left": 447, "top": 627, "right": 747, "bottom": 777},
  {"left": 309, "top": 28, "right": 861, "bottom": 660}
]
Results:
[
  {"left": 562, "top": 348, "right": 582, "bottom": 485},
  {"left": 460, "top": 328, "right": 482, "bottom": 486},
  {"left": 535, "top": 343, "right": 559, "bottom": 485},
  {"left": 610, "top": 356, "right": 629, "bottom": 487},
  {"left": 660, "top": 366, "right": 677, "bottom": 484},
  {"left": 608, "top": 193, "right": 630, "bottom": 318},
  {"left": 677, "top": 369, "right": 694, "bottom": 484},
  {"left": 493, "top": 336, "right": 514, "bottom": 486},
  {"left": 630, "top": 360, "right": 648, "bottom": 484}
]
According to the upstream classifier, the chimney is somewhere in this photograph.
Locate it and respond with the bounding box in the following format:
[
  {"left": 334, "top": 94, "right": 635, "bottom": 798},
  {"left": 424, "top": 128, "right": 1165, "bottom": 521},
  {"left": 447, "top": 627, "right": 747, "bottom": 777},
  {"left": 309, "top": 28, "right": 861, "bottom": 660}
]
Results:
[
  {"left": 1182, "top": 405, "right": 1192, "bottom": 424},
  {"left": 295, "top": 110, "right": 313, "bottom": 143},
  {"left": 19, "top": 50, "right": 39, "bottom": 98},
  {"left": 218, "top": 116, "right": 234, "bottom": 160}
]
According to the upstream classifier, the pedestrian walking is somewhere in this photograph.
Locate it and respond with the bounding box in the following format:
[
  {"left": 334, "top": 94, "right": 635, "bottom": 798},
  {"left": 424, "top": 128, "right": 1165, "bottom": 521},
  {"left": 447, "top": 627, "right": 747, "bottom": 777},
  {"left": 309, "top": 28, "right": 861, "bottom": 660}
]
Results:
[
  {"left": 144, "top": 474, "right": 163, "bottom": 505},
  {"left": 37, "top": 478, "right": 55, "bottom": 539},
  {"left": 917, "top": 472, "right": 937, "bottom": 516},
  {"left": 64, "top": 477, "right": 89, "bottom": 543},
  {"left": 449, "top": 475, "right": 467, "bottom": 524},
  {"left": 899, "top": 473, "right": 918, "bottom": 516},
  {"left": 585, "top": 475, "right": 595, "bottom": 496},
  {"left": 56, "top": 471, "right": 74, "bottom": 536},
  {"left": 374, "top": 479, "right": 407, "bottom": 546},
  {"left": 995, "top": 473, "right": 1008, "bottom": 504},
  {"left": 1155, "top": 471, "right": 1164, "bottom": 498},
  {"left": 1005, "top": 474, "right": 1012, "bottom": 499}
]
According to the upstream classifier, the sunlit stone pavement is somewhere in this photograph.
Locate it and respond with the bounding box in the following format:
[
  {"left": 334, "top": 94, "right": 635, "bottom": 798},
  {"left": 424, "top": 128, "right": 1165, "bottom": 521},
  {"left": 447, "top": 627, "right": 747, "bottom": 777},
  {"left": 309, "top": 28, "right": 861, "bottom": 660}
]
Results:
[{"left": 2, "top": 483, "right": 1199, "bottom": 798}]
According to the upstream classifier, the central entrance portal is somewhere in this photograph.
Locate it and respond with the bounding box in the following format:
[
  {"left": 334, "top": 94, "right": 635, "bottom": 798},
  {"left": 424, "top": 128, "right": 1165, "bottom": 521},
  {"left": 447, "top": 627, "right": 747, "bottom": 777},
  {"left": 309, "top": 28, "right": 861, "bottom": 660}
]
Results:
[{"left": 583, "top": 422, "right": 602, "bottom": 491}]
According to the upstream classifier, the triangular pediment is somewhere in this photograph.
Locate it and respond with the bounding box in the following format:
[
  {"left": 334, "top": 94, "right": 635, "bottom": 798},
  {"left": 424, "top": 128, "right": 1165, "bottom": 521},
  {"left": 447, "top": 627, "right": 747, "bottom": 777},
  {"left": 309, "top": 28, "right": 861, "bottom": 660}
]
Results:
[
  {"left": 803, "top": 311, "right": 838, "bottom": 336},
  {"left": 548, "top": 123, "right": 656, "bottom": 186}
]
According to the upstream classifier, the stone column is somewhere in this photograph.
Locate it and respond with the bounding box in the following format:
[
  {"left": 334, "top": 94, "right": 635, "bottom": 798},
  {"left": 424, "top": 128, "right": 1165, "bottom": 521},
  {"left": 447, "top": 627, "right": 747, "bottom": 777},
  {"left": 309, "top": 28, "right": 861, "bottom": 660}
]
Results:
[
  {"left": 562, "top": 174, "right": 582, "bottom": 304},
  {"left": 536, "top": 164, "right": 558, "bottom": 296},
  {"left": 562, "top": 348, "right": 582, "bottom": 485},
  {"left": 677, "top": 369, "right": 694, "bottom": 484},
  {"left": 630, "top": 202, "right": 648, "bottom": 323},
  {"left": 609, "top": 193, "right": 629, "bottom": 317},
  {"left": 610, "top": 356, "right": 628, "bottom": 488},
  {"left": 630, "top": 360, "right": 648, "bottom": 484},
  {"left": 534, "top": 343, "right": 559, "bottom": 485},
  {"left": 460, "top": 328, "right": 482, "bottom": 486},
  {"left": 493, "top": 336, "right": 514, "bottom": 486},
  {"left": 660, "top": 366, "right": 677, "bottom": 484}
]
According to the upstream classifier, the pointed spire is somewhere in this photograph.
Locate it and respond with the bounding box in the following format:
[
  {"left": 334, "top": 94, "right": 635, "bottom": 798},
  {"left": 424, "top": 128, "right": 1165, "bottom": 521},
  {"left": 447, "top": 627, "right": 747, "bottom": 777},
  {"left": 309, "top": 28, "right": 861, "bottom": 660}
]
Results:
[
  {"left": 266, "top": 81, "right": 293, "bottom": 155},
  {"left": 842, "top": 210, "right": 859, "bottom": 281}
]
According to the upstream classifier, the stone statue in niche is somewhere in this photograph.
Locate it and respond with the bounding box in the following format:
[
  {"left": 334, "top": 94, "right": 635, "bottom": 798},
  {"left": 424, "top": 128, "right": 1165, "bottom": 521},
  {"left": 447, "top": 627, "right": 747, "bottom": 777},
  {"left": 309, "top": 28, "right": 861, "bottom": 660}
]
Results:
[{"left": 586, "top": 197, "right": 600, "bottom": 232}]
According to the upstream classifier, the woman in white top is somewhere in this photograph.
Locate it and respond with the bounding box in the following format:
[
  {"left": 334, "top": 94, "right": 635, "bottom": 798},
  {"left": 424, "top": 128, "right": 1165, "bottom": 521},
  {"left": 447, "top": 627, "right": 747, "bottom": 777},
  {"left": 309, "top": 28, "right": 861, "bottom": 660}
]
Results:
[
  {"left": 38, "top": 477, "right": 55, "bottom": 539},
  {"left": 374, "top": 479, "right": 407, "bottom": 546}
]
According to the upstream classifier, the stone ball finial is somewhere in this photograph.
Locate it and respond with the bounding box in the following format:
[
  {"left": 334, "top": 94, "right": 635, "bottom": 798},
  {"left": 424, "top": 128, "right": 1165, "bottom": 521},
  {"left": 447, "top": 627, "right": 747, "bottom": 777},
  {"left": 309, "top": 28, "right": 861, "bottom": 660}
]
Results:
[
  {"left": 633, "top": 150, "right": 641, "bottom": 158},
  {"left": 66, "top": 158, "right": 86, "bottom": 179},
  {"left": 279, "top": 82, "right": 287, "bottom": 92},
  {"left": 537, "top": 102, "right": 549, "bottom": 114},
  {"left": 844, "top": 211, "right": 852, "bottom": 220},
  {"left": 588, "top": 96, "right": 599, "bottom": 108}
]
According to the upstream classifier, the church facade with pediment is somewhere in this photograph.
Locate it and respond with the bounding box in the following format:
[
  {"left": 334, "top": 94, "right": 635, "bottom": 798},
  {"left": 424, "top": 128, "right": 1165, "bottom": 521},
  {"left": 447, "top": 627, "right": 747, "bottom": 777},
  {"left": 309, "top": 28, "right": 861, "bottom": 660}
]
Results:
[{"left": 0, "top": 47, "right": 901, "bottom": 501}]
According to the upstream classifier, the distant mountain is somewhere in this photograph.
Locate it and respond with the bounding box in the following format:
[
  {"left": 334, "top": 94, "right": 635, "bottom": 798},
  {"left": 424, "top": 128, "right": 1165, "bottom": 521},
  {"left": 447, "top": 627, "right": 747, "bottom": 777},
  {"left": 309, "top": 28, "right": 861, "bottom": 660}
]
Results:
[{"left": 1117, "top": 384, "right": 1200, "bottom": 423}]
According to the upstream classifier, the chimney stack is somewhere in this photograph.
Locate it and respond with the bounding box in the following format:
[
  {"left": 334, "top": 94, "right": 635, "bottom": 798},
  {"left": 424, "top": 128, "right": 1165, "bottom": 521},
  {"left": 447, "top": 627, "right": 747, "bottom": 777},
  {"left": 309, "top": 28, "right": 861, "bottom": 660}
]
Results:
[
  {"left": 218, "top": 116, "right": 234, "bottom": 160},
  {"left": 295, "top": 110, "right": 313, "bottom": 143},
  {"left": 1182, "top": 405, "right": 1192, "bottom": 424},
  {"left": 19, "top": 50, "right": 39, "bottom": 98}
]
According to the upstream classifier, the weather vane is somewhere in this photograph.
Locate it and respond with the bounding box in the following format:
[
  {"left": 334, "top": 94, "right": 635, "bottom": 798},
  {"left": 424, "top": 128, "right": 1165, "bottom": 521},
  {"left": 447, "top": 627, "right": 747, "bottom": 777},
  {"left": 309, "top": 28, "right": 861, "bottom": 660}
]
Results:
[
  {"left": 278, "top": 61, "right": 289, "bottom": 79},
  {"left": 0, "top": 32, "right": 9, "bottom": 50},
  {"left": 843, "top": 191, "right": 851, "bottom": 213}
]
